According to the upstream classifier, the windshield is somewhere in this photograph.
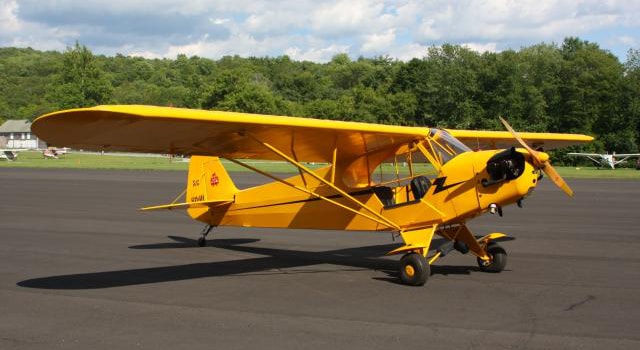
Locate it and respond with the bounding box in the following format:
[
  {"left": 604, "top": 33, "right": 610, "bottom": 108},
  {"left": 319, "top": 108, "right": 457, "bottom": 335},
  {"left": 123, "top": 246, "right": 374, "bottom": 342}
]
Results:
[{"left": 428, "top": 129, "right": 471, "bottom": 165}]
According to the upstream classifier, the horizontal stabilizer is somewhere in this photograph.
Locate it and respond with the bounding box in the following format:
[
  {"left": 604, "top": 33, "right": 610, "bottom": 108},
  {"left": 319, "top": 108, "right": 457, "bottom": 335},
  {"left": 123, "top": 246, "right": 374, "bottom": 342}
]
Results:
[{"left": 140, "top": 199, "right": 233, "bottom": 211}]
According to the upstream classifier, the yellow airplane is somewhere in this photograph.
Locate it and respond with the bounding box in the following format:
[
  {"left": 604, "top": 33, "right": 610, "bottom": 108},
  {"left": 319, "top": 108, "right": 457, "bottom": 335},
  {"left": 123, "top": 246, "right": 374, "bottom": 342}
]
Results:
[{"left": 32, "top": 105, "right": 593, "bottom": 286}]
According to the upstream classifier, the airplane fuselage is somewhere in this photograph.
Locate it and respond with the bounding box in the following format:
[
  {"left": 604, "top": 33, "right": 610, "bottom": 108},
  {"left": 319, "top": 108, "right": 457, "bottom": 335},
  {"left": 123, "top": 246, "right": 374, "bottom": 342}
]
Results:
[
  {"left": 599, "top": 154, "right": 615, "bottom": 169},
  {"left": 187, "top": 148, "right": 539, "bottom": 232}
]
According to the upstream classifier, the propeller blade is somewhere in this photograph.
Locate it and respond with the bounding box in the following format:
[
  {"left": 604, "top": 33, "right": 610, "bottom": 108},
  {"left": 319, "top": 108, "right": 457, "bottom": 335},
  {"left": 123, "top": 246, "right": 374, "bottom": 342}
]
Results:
[
  {"left": 498, "top": 116, "right": 542, "bottom": 165},
  {"left": 541, "top": 161, "right": 574, "bottom": 197},
  {"left": 498, "top": 116, "right": 573, "bottom": 197}
]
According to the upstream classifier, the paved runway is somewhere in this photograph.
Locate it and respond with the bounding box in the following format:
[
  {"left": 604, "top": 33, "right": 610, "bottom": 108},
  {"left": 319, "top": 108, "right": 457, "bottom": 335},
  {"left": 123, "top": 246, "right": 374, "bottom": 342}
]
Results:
[{"left": 1, "top": 168, "right": 639, "bottom": 349}]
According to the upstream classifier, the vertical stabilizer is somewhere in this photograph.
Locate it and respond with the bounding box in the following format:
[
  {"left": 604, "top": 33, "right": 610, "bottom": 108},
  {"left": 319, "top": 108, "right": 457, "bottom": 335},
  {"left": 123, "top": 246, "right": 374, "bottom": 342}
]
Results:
[
  {"left": 187, "top": 156, "right": 238, "bottom": 203},
  {"left": 186, "top": 156, "right": 237, "bottom": 221}
]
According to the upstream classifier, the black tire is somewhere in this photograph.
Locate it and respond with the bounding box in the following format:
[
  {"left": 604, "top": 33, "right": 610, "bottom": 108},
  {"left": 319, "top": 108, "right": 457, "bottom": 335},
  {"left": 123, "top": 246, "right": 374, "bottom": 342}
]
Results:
[
  {"left": 197, "top": 237, "right": 207, "bottom": 247},
  {"left": 477, "top": 242, "right": 507, "bottom": 272},
  {"left": 399, "top": 253, "right": 430, "bottom": 286}
]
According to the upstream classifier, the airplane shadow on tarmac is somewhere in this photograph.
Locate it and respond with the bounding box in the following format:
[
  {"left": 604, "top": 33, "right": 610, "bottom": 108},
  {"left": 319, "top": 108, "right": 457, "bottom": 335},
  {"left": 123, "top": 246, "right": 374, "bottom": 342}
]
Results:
[{"left": 17, "top": 236, "right": 482, "bottom": 290}]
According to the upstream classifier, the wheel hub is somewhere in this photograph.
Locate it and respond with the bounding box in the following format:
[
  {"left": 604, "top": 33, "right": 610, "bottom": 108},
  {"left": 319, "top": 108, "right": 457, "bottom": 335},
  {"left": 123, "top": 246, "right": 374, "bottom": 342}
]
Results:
[{"left": 404, "top": 265, "right": 415, "bottom": 277}]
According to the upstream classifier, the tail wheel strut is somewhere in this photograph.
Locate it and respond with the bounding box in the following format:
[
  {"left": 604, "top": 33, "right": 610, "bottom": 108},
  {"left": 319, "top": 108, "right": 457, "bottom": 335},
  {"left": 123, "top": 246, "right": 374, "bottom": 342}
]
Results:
[{"left": 197, "top": 224, "right": 214, "bottom": 247}]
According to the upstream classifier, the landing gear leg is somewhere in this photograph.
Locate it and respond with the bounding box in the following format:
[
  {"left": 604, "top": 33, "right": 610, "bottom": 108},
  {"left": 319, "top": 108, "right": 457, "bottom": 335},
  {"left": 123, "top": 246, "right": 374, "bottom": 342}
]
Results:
[{"left": 197, "top": 224, "right": 214, "bottom": 247}]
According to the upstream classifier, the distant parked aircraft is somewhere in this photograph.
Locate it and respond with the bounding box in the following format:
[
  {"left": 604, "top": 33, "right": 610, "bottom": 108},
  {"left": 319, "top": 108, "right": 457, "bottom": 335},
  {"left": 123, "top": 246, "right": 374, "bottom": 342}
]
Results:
[
  {"left": 0, "top": 149, "right": 24, "bottom": 161},
  {"left": 43, "top": 147, "right": 69, "bottom": 159},
  {"left": 567, "top": 152, "right": 640, "bottom": 169}
]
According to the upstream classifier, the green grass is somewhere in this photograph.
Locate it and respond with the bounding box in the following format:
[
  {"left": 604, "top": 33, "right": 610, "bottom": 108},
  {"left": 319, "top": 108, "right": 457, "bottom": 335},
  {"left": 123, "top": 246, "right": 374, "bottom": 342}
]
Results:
[
  {"left": 0, "top": 151, "right": 325, "bottom": 173},
  {"left": 1, "top": 151, "right": 190, "bottom": 170},
  {"left": 2, "top": 151, "right": 640, "bottom": 179},
  {"left": 550, "top": 166, "right": 640, "bottom": 179}
]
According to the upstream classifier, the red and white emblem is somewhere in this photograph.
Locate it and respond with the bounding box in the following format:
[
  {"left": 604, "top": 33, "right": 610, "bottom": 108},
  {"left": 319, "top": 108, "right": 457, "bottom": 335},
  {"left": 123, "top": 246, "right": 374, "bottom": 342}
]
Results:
[{"left": 210, "top": 173, "right": 220, "bottom": 186}]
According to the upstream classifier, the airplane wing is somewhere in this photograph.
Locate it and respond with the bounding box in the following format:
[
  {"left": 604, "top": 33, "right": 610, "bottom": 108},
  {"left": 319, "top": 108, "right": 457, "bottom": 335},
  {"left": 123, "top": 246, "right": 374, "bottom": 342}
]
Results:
[
  {"left": 32, "top": 105, "right": 428, "bottom": 165},
  {"left": 447, "top": 129, "right": 593, "bottom": 151},
  {"left": 615, "top": 154, "right": 640, "bottom": 157},
  {"left": 566, "top": 153, "right": 602, "bottom": 157}
]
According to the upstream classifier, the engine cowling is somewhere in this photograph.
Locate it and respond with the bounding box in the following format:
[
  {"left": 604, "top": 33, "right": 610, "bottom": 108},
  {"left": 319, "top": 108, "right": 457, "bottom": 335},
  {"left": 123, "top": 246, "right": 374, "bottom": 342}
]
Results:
[{"left": 483, "top": 147, "right": 525, "bottom": 186}]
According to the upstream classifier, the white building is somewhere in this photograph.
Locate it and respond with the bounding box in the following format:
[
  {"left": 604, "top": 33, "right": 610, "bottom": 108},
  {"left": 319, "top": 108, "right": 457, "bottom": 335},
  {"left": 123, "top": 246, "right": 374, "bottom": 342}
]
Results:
[{"left": 0, "top": 120, "right": 46, "bottom": 149}]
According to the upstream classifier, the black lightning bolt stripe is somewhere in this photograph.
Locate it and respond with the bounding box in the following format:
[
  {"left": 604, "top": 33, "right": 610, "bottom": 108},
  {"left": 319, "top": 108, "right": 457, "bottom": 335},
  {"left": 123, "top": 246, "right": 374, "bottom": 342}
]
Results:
[{"left": 432, "top": 176, "right": 465, "bottom": 195}]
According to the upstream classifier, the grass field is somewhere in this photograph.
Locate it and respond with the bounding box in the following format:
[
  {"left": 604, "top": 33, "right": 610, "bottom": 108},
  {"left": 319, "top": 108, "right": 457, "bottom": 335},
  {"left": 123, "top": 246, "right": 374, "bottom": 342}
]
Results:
[
  {"left": 2, "top": 150, "right": 640, "bottom": 179},
  {"left": 0, "top": 151, "right": 325, "bottom": 173}
]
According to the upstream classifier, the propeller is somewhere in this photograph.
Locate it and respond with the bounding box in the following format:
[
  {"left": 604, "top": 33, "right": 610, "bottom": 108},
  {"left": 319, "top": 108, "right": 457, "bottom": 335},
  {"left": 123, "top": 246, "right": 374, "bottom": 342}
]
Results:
[{"left": 499, "top": 117, "right": 573, "bottom": 197}]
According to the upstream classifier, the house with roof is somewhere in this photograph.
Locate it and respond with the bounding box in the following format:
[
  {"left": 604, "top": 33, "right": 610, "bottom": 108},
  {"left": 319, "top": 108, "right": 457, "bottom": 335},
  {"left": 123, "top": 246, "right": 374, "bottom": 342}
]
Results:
[{"left": 0, "top": 119, "right": 46, "bottom": 149}]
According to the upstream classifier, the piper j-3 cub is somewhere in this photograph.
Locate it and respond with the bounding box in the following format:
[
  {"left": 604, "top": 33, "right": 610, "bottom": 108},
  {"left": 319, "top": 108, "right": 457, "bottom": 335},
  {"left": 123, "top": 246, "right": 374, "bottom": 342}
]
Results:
[
  {"left": 567, "top": 152, "right": 640, "bottom": 169},
  {"left": 32, "top": 105, "right": 593, "bottom": 286}
]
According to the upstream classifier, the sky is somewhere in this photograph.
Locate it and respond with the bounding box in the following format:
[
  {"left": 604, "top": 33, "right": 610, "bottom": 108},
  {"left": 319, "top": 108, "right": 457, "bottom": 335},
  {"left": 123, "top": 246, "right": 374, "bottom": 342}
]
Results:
[{"left": 1, "top": 0, "right": 638, "bottom": 62}]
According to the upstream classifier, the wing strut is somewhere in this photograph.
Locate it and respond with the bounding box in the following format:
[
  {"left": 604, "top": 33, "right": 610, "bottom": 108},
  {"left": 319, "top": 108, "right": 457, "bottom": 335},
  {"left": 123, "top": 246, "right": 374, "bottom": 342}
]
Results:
[{"left": 238, "top": 135, "right": 402, "bottom": 231}]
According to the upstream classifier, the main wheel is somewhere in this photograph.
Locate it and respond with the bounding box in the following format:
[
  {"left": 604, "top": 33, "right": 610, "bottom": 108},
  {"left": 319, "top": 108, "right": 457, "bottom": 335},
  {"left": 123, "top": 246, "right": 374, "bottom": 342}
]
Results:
[
  {"left": 197, "top": 237, "right": 207, "bottom": 247},
  {"left": 399, "top": 253, "right": 430, "bottom": 286},
  {"left": 477, "top": 242, "right": 507, "bottom": 272}
]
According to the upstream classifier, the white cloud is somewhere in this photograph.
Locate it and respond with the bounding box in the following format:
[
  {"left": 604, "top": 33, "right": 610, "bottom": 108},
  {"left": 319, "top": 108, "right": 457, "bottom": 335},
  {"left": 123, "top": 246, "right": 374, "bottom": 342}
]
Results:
[
  {"left": 310, "top": 0, "right": 389, "bottom": 37},
  {"left": 414, "top": 0, "right": 638, "bottom": 43},
  {"left": 285, "top": 44, "right": 350, "bottom": 62},
  {"left": 126, "top": 50, "right": 162, "bottom": 59},
  {"left": 244, "top": 10, "right": 306, "bottom": 37},
  {"left": 360, "top": 29, "right": 396, "bottom": 54},
  {"left": 0, "top": 0, "right": 77, "bottom": 50},
  {"left": 211, "top": 18, "right": 230, "bottom": 25},
  {"left": 388, "top": 43, "right": 429, "bottom": 61},
  {"left": 462, "top": 42, "right": 498, "bottom": 53},
  {"left": 0, "top": 0, "right": 21, "bottom": 32},
  {"left": 1, "top": 0, "right": 638, "bottom": 61}
]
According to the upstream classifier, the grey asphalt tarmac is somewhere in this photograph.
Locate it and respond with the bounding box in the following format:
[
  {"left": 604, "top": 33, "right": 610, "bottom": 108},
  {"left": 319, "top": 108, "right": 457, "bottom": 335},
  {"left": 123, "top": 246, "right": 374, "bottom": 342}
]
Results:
[{"left": 1, "top": 168, "right": 639, "bottom": 349}]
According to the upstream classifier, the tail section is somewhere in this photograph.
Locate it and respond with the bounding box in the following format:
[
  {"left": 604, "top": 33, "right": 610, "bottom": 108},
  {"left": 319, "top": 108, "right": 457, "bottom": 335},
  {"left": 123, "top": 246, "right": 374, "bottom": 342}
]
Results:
[
  {"left": 187, "top": 155, "right": 238, "bottom": 203},
  {"left": 141, "top": 156, "right": 237, "bottom": 223}
]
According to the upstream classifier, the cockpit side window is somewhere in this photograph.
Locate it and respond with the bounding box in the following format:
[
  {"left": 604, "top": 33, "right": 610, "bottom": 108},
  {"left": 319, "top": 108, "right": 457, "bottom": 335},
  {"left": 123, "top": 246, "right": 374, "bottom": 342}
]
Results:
[
  {"left": 370, "top": 143, "right": 437, "bottom": 207},
  {"left": 371, "top": 143, "right": 436, "bottom": 186}
]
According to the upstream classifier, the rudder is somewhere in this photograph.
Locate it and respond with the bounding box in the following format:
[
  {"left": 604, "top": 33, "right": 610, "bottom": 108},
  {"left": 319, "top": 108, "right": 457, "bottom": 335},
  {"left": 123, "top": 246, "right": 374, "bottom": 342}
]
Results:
[
  {"left": 140, "top": 156, "right": 236, "bottom": 221},
  {"left": 187, "top": 156, "right": 238, "bottom": 203},
  {"left": 186, "top": 156, "right": 237, "bottom": 221}
]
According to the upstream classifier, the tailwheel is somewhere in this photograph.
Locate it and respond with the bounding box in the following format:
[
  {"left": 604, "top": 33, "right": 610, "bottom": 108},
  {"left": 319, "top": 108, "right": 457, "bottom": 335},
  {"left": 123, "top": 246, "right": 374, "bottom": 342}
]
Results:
[
  {"left": 477, "top": 242, "right": 507, "bottom": 273},
  {"left": 399, "top": 252, "right": 430, "bottom": 286},
  {"left": 197, "top": 224, "right": 214, "bottom": 247}
]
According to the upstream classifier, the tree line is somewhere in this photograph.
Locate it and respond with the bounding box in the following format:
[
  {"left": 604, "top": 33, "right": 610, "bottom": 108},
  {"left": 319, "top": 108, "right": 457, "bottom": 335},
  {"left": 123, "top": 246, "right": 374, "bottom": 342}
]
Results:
[{"left": 0, "top": 38, "right": 638, "bottom": 160}]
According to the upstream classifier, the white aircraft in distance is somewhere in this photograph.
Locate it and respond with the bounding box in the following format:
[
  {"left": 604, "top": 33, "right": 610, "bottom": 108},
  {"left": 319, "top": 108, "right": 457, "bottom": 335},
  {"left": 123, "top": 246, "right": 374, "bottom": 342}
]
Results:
[
  {"left": 43, "top": 147, "right": 69, "bottom": 159},
  {"left": 567, "top": 152, "right": 640, "bottom": 169},
  {"left": 0, "top": 149, "right": 24, "bottom": 161}
]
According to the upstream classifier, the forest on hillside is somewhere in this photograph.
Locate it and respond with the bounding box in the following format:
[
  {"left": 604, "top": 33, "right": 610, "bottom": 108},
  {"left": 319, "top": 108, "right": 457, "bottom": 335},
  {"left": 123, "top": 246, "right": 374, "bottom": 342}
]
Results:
[{"left": 1, "top": 38, "right": 639, "bottom": 158}]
